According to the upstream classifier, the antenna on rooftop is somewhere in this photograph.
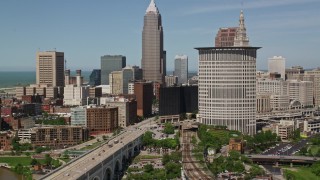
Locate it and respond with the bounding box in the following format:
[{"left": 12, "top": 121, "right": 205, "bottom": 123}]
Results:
[{"left": 65, "top": 59, "right": 67, "bottom": 70}]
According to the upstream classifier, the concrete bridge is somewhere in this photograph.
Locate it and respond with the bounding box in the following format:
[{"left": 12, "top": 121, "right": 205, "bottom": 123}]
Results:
[
  {"left": 40, "top": 128, "right": 146, "bottom": 180},
  {"left": 248, "top": 154, "right": 320, "bottom": 165}
]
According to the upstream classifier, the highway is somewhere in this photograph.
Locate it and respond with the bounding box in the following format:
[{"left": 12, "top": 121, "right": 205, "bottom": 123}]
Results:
[{"left": 39, "top": 117, "right": 156, "bottom": 180}]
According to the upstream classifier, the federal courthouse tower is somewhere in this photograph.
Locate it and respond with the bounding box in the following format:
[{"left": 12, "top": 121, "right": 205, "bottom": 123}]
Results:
[
  {"left": 197, "top": 11, "right": 260, "bottom": 135},
  {"left": 142, "top": 0, "right": 166, "bottom": 84}
]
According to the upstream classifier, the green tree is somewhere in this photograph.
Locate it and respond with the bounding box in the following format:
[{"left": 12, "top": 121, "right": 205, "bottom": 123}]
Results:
[
  {"left": 142, "top": 131, "right": 154, "bottom": 146},
  {"left": 163, "top": 123, "right": 174, "bottom": 134},
  {"left": 45, "top": 154, "right": 52, "bottom": 166},
  {"left": 165, "top": 162, "right": 181, "bottom": 179},
  {"left": 144, "top": 164, "right": 154, "bottom": 173},
  {"left": 30, "top": 159, "right": 39, "bottom": 166}
]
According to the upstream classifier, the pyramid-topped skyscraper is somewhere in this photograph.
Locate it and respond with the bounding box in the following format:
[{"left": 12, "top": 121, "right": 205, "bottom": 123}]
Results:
[{"left": 142, "top": 0, "right": 166, "bottom": 84}]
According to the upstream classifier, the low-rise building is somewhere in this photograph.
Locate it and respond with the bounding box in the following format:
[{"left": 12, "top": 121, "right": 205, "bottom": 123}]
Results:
[
  {"left": 229, "top": 138, "right": 244, "bottom": 154},
  {"left": 30, "top": 126, "right": 89, "bottom": 148},
  {"left": 0, "top": 132, "right": 12, "bottom": 151},
  {"left": 277, "top": 125, "right": 293, "bottom": 140}
]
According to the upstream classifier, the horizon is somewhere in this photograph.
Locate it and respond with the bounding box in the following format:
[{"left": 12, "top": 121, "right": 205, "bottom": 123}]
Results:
[{"left": 0, "top": 0, "right": 319, "bottom": 71}]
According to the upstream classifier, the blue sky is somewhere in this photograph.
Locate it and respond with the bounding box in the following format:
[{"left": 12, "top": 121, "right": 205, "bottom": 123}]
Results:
[{"left": 0, "top": 0, "right": 319, "bottom": 72}]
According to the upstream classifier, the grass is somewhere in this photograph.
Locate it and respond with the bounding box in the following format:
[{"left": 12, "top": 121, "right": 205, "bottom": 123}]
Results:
[
  {"left": 284, "top": 167, "right": 319, "bottom": 180},
  {"left": 0, "top": 157, "right": 33, "bottom": 166},
  {"left": 132, "top": 155, "right": 162, "bottom": 163}
]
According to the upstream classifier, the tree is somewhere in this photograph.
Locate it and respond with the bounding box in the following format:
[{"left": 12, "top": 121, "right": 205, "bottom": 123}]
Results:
[
  {"left": 165, "top": 162, "right": 181, "bottom": 179},
  {"left": 45, "top": 154, "right": 52, "bottom": 166},
  {"left": 163, "top": 123, "right": 174, "bottom": 134},
  {"left": 142, "top": 131, "right": 154, "bottom": 146},
  {"left": 30, "top": 159, "right": 39, "bottom": 166},
  {"left": 144, "top": 164, "right": 154, "bottom": 173}
]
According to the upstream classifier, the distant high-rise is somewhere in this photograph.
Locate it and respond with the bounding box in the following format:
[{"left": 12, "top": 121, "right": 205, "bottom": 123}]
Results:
[
  {"left": 197, "top": 10, "right": 258, "bottom": 135},
  {"left": 268, "top": 56, "right": 286, "bottom": 80},
  {"left": 89, "top": 69, "right": 101, "bottom": 86},
  {"left": 215, "top": 27, "right": 238, "bottom": 47},
  {"left": 174, "top": 55, "right": 188, "bottom": 85},
  {"left": 100, "top": 55, "right": 126, "bottom": 85},
  {"left": 142, "top": 0, "right": 166, "bottom": 84},
  {"left": 36, "top": 51, "right": 64, "bottom": 87}
]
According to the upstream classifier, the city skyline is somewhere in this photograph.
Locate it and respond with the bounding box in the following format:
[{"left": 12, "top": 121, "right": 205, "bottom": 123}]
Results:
[{"left": 0, "top": 0, "right": 319, "bottom": 71}]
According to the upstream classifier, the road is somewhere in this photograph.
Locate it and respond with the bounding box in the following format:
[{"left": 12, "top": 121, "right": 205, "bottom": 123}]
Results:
[{"left": 39, "top": 117, "right": 157, "bottom": 180}]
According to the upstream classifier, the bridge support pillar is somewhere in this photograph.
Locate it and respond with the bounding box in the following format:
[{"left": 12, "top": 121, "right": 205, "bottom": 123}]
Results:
[
  {"left": 275, "top": 162, "right": 279, "bottom": 167},
  {"left": 290, "top": 163, "right": 293, "bottom": 168}
]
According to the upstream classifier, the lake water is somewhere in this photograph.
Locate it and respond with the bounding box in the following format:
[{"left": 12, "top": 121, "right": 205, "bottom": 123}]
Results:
[{"left": 0, "top": 167, "right": 22, "bottom": 180}]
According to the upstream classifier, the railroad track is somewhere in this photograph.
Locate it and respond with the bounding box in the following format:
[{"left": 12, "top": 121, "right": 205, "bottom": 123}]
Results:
[{"left": 182, "top": 130, "right": 212, "bottom": 180}]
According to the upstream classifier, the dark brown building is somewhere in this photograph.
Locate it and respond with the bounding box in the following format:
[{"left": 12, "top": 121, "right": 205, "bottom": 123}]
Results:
[
  {"left": 30, "top": 126, "right": 89, "bottom": 148},
  {"left": 215, "top": 27, "right": 238, "bottom": 47},
  {"left": 134, "top": 82, "right": 153, "bottom": 117},
  {"left": 0, "top": 132, "right": 12, "bottom": 151},
  {"left": 86, "top": 106, "right": 118, "bottom": 135}
]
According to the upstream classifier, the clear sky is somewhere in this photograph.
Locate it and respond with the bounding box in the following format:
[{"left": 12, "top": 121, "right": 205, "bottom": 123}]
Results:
[{"left": 0, "top": 0, "right": 319, "bottom": 72}]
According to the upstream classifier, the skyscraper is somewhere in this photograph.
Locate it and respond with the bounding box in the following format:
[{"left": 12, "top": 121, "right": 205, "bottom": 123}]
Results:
[
  {"left": 100, "top": 55, "right": 126, "bottom": 85},
  {"left": 142, "top": 0, "right": 166, "bottom": 84},
  {"left": 36, "top": 51, "right": 64, "bottom": 87},
  {"left": 268, "top": 56, "right": 286, "bottom": 80},
  {"left": 197, "top": 11, "right": 259, "bottom": 135},
  {"left": 234, "top": 10, "right": 249, "bottom": 47},
  {"left": 215, "top": 27, "right": 238, "bottom": 47},
  {"left": 89, "top": 69, "right": 101, "bottom": 86},
  {"left": 174, "top": 55, "right": 188, "bottom": 85}
]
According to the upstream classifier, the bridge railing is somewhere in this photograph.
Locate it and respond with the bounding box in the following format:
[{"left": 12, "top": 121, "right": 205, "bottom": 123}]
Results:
[{"left": 39, "top": 131, "right": 127, "bottom": 180}]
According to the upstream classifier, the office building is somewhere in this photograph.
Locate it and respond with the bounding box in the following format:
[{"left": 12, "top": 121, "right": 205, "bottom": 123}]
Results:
[
  {"left": 215, "top": 27, "right": 238, "bottom": 47},
  {"left": 64, "top": 70, "right": 90, "bottom": 106},
  {"left": 286, "top": 66, "right": 304, "bottom": 80},
  {"left": 268, "top": 56, "right": 286, "bottom": 80},
  {"left": 134, "top": 81, "right": 153, "bottom": 117},
  {"left": 86, "top": 106, "right": 118, "bottom": 135},
  {"left": 142, "top": 0, "right": 166, "bottom": 84},
  {"left": 174, "top": 55, "right": 188, "bottom": 84},
  {"left": 100, "top": 97, "right": 137, "bottom": 128},
  {"left": 257, "top": 79, "right": 288, "bottom": 95},
  {"left": 197, "top": 11, "right": 258, "bottom": 135},
  {"left": 36, "top": 51, "right": 64, "bottom": 87},
  {"left": 159, "top": 86, "right": 198, "bottom": 116},
  {"left": 89, "top": 69, "right": 101, "bottom": 86},
  {"left": 287, "top": 80, "right": 313, "bottom": 107},
  {"left": 304, "top": 68, "right": 320, "bottom": 107},
  {"left": 101, "top": 55, "right": 126, "bottom": 85},
  {"left": 165, "top": 75, "right": 178, "bottom": 87},
  {"left": 109, "top": 66, "right": 141, "bottom": 95},
  {"left": 71, "top": 106, "right": 87, "bottom": 127}
]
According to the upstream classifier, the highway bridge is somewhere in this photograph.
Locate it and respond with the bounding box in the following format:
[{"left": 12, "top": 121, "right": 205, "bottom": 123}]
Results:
[
  {"left": 39, "top": 120, "right": 153, "bottom": 180},
  {"left": 248, "top": 154, "right": 320, "bottom": 165}
]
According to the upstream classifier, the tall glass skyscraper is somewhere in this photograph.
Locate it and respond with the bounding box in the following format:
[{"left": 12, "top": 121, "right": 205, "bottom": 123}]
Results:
[
  {"left": 142, "top": 0, "right": 166, "bottom": 84},
  {"left": 174, "top": 55, "right": 188, "bottom": 85},
  {"left": 100, "top": 55, "right": 126, "bottom": 85}
]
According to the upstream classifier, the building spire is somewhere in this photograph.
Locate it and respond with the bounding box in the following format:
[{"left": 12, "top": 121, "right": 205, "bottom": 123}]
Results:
[
  {"left": 146, "top": 0, "right": 159, "bottom": 14},
  {"left": 234, "top": 10, "right": 250, "bottom": 47}
]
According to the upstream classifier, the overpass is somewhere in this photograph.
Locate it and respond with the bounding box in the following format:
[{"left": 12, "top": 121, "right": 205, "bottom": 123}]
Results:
[
  {"left": 40, "top": 128, "right": 146, "bottom": 180},
  {"left": 248, "top": 154, "right": 320, "bottom": 165}
]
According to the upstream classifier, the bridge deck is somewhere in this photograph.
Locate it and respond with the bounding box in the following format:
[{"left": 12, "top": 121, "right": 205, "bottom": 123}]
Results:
[{"left": 40, "top": 129, "right": 145, "bottom": 180}]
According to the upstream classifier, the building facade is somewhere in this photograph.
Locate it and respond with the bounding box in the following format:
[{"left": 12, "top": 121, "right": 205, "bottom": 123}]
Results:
[
  {"left": 30, "top": 126, "right": 89, "bottom": 148},
  {"left": 100, "top": 55, "right": 126, "bottom": 85},
  {"left": 134, "top": 81, "right": 153, "bottom": 117},
  {"left": 86, "top": 106, "right": 118, "bottom": 135},
  {"left": 268, "top": 56, "right": 286, "bottom": 80},
  {"left": 174, "top": 55, "right": 188, "bottom": 85},
  {"left": 165, "top": 75, "right": 178, "bottom": 87},
  {"left": 89, "top": 69, "right": 101, "bottom": 86},
  {"left": 142, "top": 0, "right": 166, "bottom": 84},
  {"left": 36, "top": 51, "right": 64, "bottom": 87},
  {"left": 215, "top": 27, "right": 238, "bottom": 47},
  {"left": 71, "top": 106, "right": 87, "bottom": 127}
]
